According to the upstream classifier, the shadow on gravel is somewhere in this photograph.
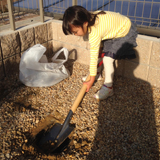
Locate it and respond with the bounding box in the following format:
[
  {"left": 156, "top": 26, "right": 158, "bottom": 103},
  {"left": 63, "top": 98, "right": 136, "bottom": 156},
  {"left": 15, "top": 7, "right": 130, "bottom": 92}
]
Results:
[
  {"left": 0, "top": 48, "right": 78, "bottom": 159},
  {"left": 87, "top": 52, "right": 159, "bottom": 159}
]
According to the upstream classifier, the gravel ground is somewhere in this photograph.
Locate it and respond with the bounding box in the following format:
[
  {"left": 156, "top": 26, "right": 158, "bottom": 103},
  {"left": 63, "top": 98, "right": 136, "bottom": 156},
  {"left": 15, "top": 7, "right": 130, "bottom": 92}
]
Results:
[{"left": 0, "top": 61, "right": 160, "bottom": 160}]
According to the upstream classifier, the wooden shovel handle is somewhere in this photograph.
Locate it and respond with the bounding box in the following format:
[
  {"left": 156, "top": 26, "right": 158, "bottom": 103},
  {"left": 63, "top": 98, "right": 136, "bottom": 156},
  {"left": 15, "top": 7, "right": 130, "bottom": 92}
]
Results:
[{"left": 71, "top": 75, "right": 90, "bottom": 113}]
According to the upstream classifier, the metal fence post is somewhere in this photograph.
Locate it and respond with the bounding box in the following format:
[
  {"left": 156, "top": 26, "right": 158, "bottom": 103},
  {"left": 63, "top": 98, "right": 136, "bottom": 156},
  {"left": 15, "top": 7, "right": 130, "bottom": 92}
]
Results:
[
  {"left": 39, "top": 0, "right": 44, "bottom": 23},
  {"left": 7, "top": 0, "right": 15, "bottom": 31},
  {"left": 72, "top": 0, "right": 77, "bottom": 6}
]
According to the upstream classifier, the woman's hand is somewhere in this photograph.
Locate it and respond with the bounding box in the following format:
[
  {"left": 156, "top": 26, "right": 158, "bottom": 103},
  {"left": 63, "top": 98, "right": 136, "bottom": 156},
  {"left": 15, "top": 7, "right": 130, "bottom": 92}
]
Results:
[{"left": 83, "top": 76, "right": 95, "bottom": 92}]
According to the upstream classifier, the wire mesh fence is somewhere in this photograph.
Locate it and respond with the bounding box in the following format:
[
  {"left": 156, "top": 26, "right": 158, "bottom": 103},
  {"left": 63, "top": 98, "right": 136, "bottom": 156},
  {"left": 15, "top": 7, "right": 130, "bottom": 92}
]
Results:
[
  {"left": 45, "top": 0, "right": 160, "bottom": 30},
  {"left": 0, "top": 0, "right": 39, "bottom": 26},
  {"left": 0, "top": 0, "right": 160, "bottom": 36}
]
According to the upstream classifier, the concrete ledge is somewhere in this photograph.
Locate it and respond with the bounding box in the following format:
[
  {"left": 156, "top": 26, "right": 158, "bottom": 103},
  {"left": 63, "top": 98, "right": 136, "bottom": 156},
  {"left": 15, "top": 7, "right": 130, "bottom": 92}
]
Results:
[
  {"left": 0, "top": 38, "right": 2, "bottom": 61},
  {"left": 52, "top": 40, "right": 90, "bottom": 65},
  {"left": 19, "top": 28, "right": 35, "bottom": 51},
  {"left": 0, "top": 19, "right": 160, "bottom": 88},
  {"left": 3, "top": 54, "right": 20, "bottom": 75},
  {"left": 1, "top": 32, "right": 20, "bottom": 59},
  {"left": 0, "top": 61, "right": 4, "bottom": 80}
]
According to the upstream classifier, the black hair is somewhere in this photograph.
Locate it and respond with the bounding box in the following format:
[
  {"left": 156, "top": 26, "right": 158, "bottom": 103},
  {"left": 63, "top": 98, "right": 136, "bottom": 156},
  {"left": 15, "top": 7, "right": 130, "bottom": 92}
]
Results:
[{"left": 62, "top": 5, "right": 106, "bottom": 35}]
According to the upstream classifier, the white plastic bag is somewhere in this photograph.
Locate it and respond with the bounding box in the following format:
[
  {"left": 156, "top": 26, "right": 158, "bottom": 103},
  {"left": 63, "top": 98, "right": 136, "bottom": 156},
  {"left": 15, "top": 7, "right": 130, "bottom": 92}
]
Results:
[{"left": 19, "top": 44, "right": 70, "bottom": 87}]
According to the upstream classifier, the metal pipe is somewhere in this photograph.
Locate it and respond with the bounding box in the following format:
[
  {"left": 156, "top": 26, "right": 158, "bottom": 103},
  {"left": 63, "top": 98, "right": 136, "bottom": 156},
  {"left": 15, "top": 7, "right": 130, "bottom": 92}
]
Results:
[
  {"left": 137, "top": 27, "right": 160, "bottom": 38},
  {"left": 39, "top": 0, "right": 44, "bottom": 22},
  {"left": 72, "top": 0, "right": 77, "bottom": 6},
  {"left": 7, "top": 0, "right": 15, "bottom": 31}
]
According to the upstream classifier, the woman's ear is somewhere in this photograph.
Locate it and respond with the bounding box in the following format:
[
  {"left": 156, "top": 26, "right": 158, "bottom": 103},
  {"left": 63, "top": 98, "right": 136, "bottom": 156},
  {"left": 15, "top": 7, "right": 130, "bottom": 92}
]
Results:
[{"left": 84, "top": 22, "right": 88, "bottom": 27}]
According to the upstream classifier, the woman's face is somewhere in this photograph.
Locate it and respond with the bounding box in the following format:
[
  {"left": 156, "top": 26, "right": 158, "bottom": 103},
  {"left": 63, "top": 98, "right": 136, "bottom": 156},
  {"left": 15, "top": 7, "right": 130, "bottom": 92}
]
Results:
[{"left": 70, "top": 22, "right": 88, "bottom": 36}]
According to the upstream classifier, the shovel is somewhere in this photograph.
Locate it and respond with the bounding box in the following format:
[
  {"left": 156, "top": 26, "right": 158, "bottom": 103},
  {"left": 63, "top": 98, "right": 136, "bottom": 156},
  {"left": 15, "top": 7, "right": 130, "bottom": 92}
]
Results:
[{"left": 36, "top": 75, "right": 90, "bottom": 154}]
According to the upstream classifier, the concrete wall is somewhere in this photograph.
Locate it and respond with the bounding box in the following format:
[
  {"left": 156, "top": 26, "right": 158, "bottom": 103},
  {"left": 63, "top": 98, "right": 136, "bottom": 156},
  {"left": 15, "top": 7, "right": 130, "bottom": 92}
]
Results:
[{"left": 0, "top": 20, "right": 160, "bottom": 87}]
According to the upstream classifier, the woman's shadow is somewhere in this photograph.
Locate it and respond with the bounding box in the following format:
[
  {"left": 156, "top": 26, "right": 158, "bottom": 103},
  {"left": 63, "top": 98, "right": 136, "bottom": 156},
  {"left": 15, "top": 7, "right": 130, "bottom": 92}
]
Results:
[{"left": 86, "top": 51, "right": 159, "bottom": 160}]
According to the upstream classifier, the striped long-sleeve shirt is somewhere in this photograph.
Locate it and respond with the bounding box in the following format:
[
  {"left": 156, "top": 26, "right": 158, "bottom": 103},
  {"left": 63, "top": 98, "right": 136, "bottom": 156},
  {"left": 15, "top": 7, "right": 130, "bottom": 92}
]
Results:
[{"left": 88, "top": 11, "right": 131, "bottom": 76}]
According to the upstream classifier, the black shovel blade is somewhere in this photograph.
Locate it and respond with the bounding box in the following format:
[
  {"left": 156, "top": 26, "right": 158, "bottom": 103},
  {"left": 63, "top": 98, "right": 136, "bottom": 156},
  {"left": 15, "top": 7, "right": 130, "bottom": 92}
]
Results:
[
  {"left": 38, "top": 123, "right": 62, "bottom": 146},
  {"left": 37, "top": 110, "right": 75, "bottom": 153}
]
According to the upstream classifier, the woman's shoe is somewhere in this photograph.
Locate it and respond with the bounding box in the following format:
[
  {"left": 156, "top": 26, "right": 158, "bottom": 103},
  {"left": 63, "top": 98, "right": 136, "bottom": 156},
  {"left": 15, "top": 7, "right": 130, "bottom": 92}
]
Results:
[{"left": 94, "top": 84, "right": 114, "bottom": 100}]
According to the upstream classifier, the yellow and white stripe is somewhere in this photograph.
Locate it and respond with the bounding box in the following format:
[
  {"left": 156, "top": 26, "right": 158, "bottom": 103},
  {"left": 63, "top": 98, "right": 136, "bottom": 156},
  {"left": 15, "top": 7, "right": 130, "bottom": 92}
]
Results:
[{"left": 89, "top": 11, "right": 131, "bottom": 76}]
